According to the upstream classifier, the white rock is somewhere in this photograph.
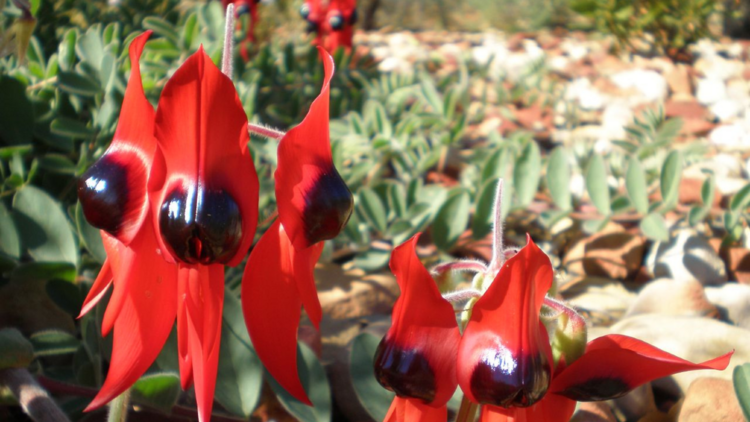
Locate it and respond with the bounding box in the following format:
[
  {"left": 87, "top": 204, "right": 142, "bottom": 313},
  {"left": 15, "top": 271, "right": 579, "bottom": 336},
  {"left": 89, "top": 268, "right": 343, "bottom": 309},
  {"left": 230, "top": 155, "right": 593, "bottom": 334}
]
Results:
[
  {"left": 566, "top": 78, "right": 605, "bottom": 111},
  {"left": 697, "top": 78, "right": 728, "bottom": 105},
  {"left": 378, "top": 57, "right": 411, "bottom": 74},
  {"left": 644, "top": 229, "right": 727, "bottom": 285},
  {"left": 710, "top": 99, "right": 744, "bottom": 122},
  {"left": 600, "top": 102, "right": 633, "bottom": 141},
  {"left": 705, "top": 283, "right": 750, "bottom": 330},
  {"left": 709, "top": 122, "right": 750, "bottom": 149},
  {"left": 610, "top": 69, "right": 668, "bottom": 103}
]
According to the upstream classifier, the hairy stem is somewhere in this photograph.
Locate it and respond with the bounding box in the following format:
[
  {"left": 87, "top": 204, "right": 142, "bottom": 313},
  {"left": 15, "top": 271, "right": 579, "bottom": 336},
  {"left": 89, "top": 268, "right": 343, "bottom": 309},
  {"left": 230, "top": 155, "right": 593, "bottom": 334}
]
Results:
[
  {"left": 221, "top": 3, "right": 235, "bottom": 78},
  {"left": 487, "top": 179, "right": 505, "bottom": 275},
  {"left": 431, "top": 260, "right": 487, "bottom": 275},
  {"left": 247, "top": 123, "right": 285, "bottom": 140},
  {"left": 107, "top": 390, "right": 130, "bottom": 422},
  {"left": 0, "top": 368, "right": 71, "bottom": 422}
]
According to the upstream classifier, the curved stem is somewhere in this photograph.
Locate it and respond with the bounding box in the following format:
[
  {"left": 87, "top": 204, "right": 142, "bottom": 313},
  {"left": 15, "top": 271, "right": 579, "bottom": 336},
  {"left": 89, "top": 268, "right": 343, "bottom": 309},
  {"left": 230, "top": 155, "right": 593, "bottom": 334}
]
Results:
[
  {"left": 455, "top": 395, "right": 479, "bottom": 422},
  {"left": 431, "top": 260, "right": 487, "bottom": 275}
]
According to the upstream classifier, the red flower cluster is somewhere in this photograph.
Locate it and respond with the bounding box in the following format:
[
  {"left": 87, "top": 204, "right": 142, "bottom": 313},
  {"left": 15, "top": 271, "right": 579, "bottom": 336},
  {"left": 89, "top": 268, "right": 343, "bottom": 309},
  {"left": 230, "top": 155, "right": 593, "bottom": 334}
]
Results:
[
  {"left": 376, "top": 234, "right": 733, "bottom": 422},
  {"left": 300, "top": 0, "right": 357, "bottom": 51},
  {"left": 77, "top": 30, "right": 351, "bottom": 421}
]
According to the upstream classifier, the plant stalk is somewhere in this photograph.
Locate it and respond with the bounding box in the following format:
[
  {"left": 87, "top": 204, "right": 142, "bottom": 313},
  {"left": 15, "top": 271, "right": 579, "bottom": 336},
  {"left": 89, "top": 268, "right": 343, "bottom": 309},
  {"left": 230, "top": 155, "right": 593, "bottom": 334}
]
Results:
[
  {"left": 107, "top": 389, "right": 131, "bottom": 422},
  {"left": 247, "top": 123, "right": 285, "bottom": 140},
  {"left": 0, "top": 368, "right": 71, "bottom": 422}
]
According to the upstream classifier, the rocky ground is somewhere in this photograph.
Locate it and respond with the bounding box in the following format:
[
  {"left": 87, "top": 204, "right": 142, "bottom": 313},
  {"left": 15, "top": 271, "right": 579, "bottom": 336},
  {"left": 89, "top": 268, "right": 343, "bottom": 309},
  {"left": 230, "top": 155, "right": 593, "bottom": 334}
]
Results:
[{"left": 301, "top": 30, "right": 750, "bottom": 422}]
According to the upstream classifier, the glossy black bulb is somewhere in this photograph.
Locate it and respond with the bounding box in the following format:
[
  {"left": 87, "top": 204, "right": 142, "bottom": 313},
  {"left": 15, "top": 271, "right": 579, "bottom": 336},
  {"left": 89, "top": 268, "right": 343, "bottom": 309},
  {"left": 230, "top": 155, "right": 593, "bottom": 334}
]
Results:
[
  {"left": 329, "top": 14, "right": 344, "bottom": 30},
  {"left": 301, "top": 171, "right": 354, "bottom": 245},
  {"left": 77, "top": 154, "right": 141, "bottom": 237},
  {"left": 158, "top": 186, "right": 243, "bottom": 265},
  {"left": 373, "top": 337, "right": 436, "bottom": 403},
  {"left": 306, "top": 20, "right": 319, "bottom": 33},
  {"left": 300, "top": 3, "right": 310, "bottom": 19},
  {"left": 348, "top": 9, "right": 358, "bottom": 25},
  {"left": 469, "top": 346, "right": 550, "bottom": 408},
  {"left": 236, "top": 3, "right": 250, "bottom": 15}
]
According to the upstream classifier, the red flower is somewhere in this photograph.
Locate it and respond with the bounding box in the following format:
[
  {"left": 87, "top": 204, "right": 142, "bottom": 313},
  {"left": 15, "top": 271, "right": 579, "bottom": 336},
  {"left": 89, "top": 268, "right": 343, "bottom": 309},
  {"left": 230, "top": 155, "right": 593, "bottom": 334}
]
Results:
[
  {"left": 78, "top": 29, "right": 258, "bottom": 422},
  {"left": 241, "top": 49, "right": 353, "bottom": 404},
  {"left": 323, "top": 0, "right": 357, "bottom": 51},
  {"left": 375, "top": 230, "right": 732, "bottom": 422},
  {"left": 374, "top": 234, "right": 461, "bottom": 421},
  {"left": 457, "top": 237, "right": 733, "bottom": 422},
  {"left": 300, "top": 0, "right": 357, "bottom": 51}
]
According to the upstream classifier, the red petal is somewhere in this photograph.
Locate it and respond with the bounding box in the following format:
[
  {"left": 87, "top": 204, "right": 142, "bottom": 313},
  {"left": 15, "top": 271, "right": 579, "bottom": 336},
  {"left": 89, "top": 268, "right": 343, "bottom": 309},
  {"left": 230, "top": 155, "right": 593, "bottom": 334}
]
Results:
[
  {"left": 78, "top": 256, "right": 112, "bottom": 318},
  {"left": 374, "top": 234, "right": 460, "bottom": 407},
  {"left": 182, "top": 264, "right": 224, "bottom": 422},
  {"left": 151, "top": 46, "right": 258, "bottom": 267},
  {"left": 549, "top": 334, "right": 733, "bottom": 401},
  {"left": 384, "top": 397, "right": 447, "bottom": 422},
  {"left": 100, "top": 231, "right": 131, "bottom": 336},
  {"left": 241, "top": 220, "right": 310, "bottom": 404},
  {"left": 478, "top": 394, "right": 576, "bottom": 422},
  {"left": 177, "top": 268, "right": 193, "bottom": 389},
  {"left": 85, "top": 214, "right": 178, "bottom": 411},
  {"left": 457, "top": 235, "right": 554, "bottom": 408},
  {"left": 78, "top": 31, "right": 155, "bottom": 245},
  {"left": 275, "top": 49, "right": 353, "bottom": 250}
]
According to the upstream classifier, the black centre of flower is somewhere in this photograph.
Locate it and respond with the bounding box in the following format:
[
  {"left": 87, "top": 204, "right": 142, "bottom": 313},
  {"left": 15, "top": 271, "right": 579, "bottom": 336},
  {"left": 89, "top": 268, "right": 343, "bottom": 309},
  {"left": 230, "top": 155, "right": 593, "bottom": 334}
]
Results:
[
  {"left": 300, "top": 3, "right": 310, "bottom": 19},
  {"left": 470, "top": 346, "right": 550, "bottom": 408},
  {"left": 301, "top": 171, "right": 353, "bottom": 245},
  {"left": 373, "top": 337, "right": 436, "bottom": 403},
  {"left": 556, "top": 377, "right": 631, "bottom": 401},
  {"left": 348, "top": 9, "right": 358, "bottom": 25},
  {"left": 158, "top": 186, "right": 242, "bottom": 265},
  {"left": 77, "top": 154, "right": 136, "bottom": 237},
  {"left": 329, "top": 14, "right": 344, "bottom": 31}
]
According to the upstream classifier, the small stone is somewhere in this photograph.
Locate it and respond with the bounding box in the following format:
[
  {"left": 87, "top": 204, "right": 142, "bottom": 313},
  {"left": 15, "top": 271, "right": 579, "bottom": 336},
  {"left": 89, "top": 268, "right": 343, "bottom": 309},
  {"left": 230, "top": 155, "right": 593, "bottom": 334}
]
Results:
[
  {"left": 719, "top": 246, "right": 750, "bottom": 285},
  {"left": 625, "top": 278, "right": 717, "bottom": 318},
  {"left": 705, "top": 282, "right": 750, "bottom": 329},
  {"left": 644, "top": 229, "right": 727, "bottom": 286},
  {"left": 612, "top": 383, "right": 658, "bottom": 422},
  {"left": 563, "top": 225, "right": 646, "bottom": 280},
  {"left": 678, "top": 378, "right": 744, "bottom": 422},
  {"left": 610, "top": 69, "right": 668, "bottom": 103},
  {"left": 710, "top": 99, "right": 745, "bottom": 122},
  {"left": 665, "top": 63, "right": 693, "bottom": 97},
  {"left": 709, "top": 123, "right": 750, "bottom": 149},
  {"left": 696, "top": 78, "right": 728, "bottom": 105},
  {"left": 571, "top": 402, "right": 617, "bottom": 422},
  {"left": 560, "top": 276, "right": 638, "bottom": 326}
]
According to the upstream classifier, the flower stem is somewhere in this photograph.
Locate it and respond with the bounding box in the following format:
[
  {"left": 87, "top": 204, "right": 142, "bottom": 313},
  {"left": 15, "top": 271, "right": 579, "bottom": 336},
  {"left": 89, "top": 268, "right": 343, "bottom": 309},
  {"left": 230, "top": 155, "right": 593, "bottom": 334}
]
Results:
[
  {"left": 106, "top": 390, "right": 131, "bottom": 422},
  {"left": 0, "top": 368, "right": 71, "bottom": 422},
  {"left": 487, "top": 179, "right": 505, "bottom": 275},
  {"left": 247, "top": 123, "right": 285, "bottom": 140},
  {"left": 455, "top": 395, "right": 479, "bottom": 422},
  {"left": 221, "top": 3, "right": 235, "bottom": 78}
]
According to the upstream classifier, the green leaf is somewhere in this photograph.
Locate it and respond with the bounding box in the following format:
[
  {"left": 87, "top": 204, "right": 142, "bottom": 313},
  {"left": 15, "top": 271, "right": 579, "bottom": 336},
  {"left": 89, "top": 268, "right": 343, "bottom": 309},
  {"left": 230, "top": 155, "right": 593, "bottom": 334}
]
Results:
[
  {"left": 350, "top": 333, "right": 394, "bottom": 421},
  {"left": 733, "top": 363, "right": 750, "bottom": 421},
  {"left": 269, "top": 343, "right": 332, "bottom": 422},
  {"left": 10, "top": 262, "right": 76, "bottom": 283},
  {"left": 0, "top": 77, "right": 34, "bottom": 146},
  {"left": 50, "top": 117, "right": 96, "bottom": 139},
  {"left": 0, "top": 202, "right": 20, "bottom": 259},
  {"left": 30, "top": 330, "right": 79, "bottom": 356},
  {"left": 514, "top": 141, "right": 542, "bottom": 208},
  {"left": 74, "top": 202, "right": 106, "bottom": 263},
  {"left": 357, "top": 187, "right": 387, "bottom": 233},
  {"left": 0, "top": 328, "right": 34, "bottom": 370},
  {"left": 432, "top": 189, "right": 470, "bottom": 251},
  {"left": 689, "top": 177, "right": 715, "bottom": 226},
  {"left": 660, "top": 151, "right": 683, "bottom": 212},
  {"left": 12, "top": 185, "right": 78, "bottom": 265},
  {"left": 625, "top": 156, "right": 649, "bottom": 214},
  {"left": 215, "top": 288, "right": 263, "bottom": 418},
  {"left": 76, "top": 25, "right": 104, "bottom": 69},
  {"left": 481, "top": 147, "right": 510, "bottom": 183},
  {"left": 585, "top": 155, "right": 611, "bottom": 216},
  {"left": 57, "top": 71, "right": 101, "bottom": 97},
  {"left": 58, "top": 29, "right": 78, "bottom": 72},
  {"left": 640, "top": 212, "right": 669, "bottom": 242},
  {"left": 471, "top": 178, "right": 499, "bottom": 239},
  {"left": 143, "top": 17, "right": 179, "bottom": 45},
  {"left": 132, "top": 373, "right": 181, "bottom": 413},
  {"left": 730, "top": 183, "right": 750, "bottom": 213},
  {"left": 353, "top": 248, "right": 391, "bottom": 271},
  {"left": 387, "top": 182, "right": 407, "bottom": 219},
  {"left": 546, "top": 147, "right": 571, "bottom": 210}
]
